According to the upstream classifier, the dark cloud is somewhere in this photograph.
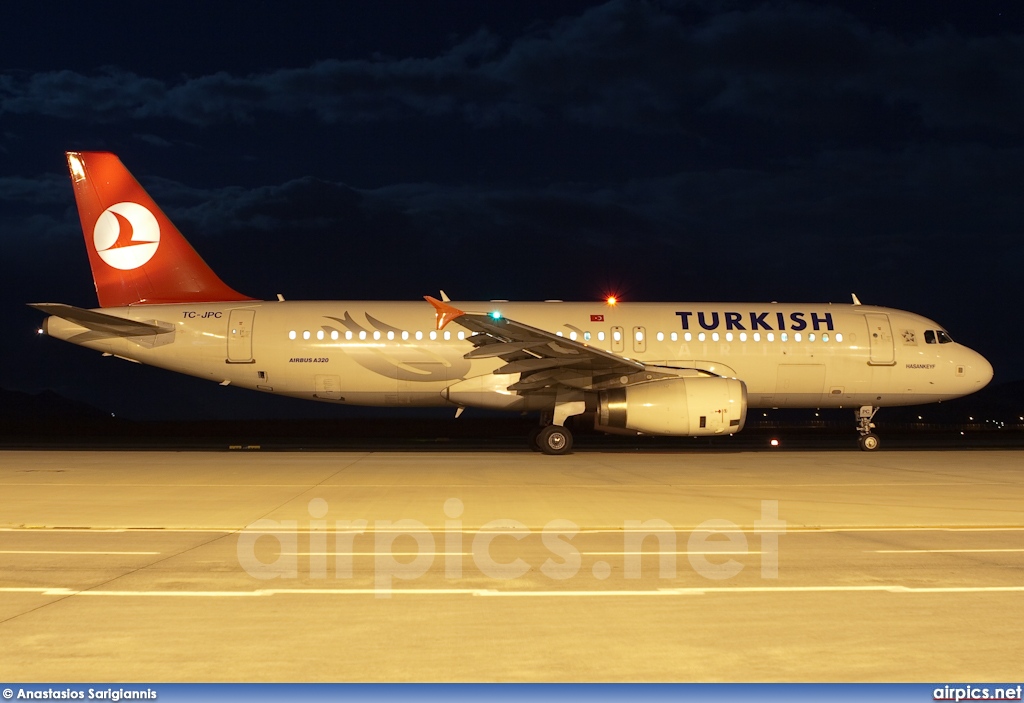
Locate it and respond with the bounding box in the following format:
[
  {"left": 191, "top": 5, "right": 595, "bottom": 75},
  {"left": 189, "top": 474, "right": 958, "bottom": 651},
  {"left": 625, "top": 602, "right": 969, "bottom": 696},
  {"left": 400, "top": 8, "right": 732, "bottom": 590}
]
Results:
[{"left": 2, "top": 1, "right": 1022, "bottom": 141}]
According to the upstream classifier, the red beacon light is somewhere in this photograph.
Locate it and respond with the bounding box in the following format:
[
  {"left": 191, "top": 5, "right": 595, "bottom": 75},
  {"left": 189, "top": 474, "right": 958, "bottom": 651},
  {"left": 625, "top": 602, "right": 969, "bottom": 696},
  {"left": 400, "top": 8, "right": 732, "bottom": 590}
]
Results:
[{"left": 606, "top": 296, "right": 618, "bottom": 306}]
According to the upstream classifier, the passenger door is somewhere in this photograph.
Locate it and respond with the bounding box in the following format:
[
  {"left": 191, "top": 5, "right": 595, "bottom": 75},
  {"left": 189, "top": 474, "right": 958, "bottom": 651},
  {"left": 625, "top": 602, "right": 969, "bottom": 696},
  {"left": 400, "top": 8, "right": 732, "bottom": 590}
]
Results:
[
  {"left": 227, "top": 309, "right": 256, "bottom": 363},
  {"left": 864, "top": 313, "right": 895, "bottom": 365}
]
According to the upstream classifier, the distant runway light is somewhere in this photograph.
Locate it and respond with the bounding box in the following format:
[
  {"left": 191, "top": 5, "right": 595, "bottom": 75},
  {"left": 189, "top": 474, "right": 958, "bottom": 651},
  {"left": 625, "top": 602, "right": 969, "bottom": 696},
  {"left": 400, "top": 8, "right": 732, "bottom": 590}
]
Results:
[{"left": 770, "top": 439, "right": 780, "bottom": 447}]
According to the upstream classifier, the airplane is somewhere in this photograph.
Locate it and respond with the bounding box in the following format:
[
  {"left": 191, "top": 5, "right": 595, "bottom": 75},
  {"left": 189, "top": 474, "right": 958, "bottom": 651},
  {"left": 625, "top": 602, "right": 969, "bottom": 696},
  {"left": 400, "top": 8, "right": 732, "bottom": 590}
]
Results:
[{"left": 32, "top": 151, "right": 993, "bottom": 454}]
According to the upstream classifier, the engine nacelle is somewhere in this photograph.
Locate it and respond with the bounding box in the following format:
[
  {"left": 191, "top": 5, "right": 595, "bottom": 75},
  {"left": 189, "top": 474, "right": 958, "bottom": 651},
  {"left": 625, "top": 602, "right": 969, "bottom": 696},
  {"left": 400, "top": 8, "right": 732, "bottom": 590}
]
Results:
[{"left": 595, "top": 377, "right": 747, "bottom": 436}]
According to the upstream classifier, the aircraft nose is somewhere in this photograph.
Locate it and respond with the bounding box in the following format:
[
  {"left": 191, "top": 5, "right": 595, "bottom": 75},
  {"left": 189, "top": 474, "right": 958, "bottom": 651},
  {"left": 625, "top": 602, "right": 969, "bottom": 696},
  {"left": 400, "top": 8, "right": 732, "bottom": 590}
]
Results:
[{"left": 969, "top": 350, "right": 993, "bottom": 389}]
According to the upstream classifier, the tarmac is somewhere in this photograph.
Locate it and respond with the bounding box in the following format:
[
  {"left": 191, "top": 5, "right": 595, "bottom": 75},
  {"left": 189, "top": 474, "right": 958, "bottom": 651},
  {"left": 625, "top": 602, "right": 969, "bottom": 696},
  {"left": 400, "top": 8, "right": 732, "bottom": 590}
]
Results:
[{"left": 0, "top": 448, "right": 1021, "bottom": 681}]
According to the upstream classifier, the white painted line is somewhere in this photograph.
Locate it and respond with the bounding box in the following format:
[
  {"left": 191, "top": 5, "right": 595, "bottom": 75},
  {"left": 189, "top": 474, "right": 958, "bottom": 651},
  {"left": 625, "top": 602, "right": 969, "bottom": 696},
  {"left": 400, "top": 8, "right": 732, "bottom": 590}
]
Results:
[
  {"left": 2, "top": 585, "right": 1022, "bottom": 598},
  {"left": 283, "top": 552, "right": 475, "bottom": 557},
  {"left": 583, "top": 551, "right": 762, "bottom": 556},
  {"left": 2, "top": 525, "right": 1024, "bottom": 534},
  {"left": 0, "top": 550, "right": 159, "bottom": 555},
  {"left": 283, "top": 552, "right": 760, "bottom": 557},
  {"left": 871, "top": 549, "right": 1024, "bottom": 554}
]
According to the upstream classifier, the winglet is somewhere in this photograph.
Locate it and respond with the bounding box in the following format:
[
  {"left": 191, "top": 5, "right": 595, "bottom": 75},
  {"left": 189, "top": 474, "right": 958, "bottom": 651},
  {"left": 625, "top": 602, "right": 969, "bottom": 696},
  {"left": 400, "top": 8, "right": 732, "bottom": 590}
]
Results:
[
  {"left": 851, "top": 293, "right": 862, "bottom": 306},
  {"left": 424, "top": 296, "right": 464, "bottom": 330}
]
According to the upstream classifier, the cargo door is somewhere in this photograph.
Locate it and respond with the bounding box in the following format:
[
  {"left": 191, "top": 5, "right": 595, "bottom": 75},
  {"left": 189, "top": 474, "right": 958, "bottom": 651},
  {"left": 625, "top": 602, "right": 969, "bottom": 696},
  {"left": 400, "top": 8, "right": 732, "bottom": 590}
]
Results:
[
  {"left": 314, "top": 374, "right": 344, "bottom": 400},
  {"left": 775, "top": 364, "right": 826, "bottom": 406}
]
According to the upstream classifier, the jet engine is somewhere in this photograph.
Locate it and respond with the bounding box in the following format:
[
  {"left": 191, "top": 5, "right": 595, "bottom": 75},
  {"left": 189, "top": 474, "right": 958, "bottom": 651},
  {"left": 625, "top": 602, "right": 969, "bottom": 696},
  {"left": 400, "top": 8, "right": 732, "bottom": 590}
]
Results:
[{"left": 595, "top": 376, "right": 747, "bottom": 436}]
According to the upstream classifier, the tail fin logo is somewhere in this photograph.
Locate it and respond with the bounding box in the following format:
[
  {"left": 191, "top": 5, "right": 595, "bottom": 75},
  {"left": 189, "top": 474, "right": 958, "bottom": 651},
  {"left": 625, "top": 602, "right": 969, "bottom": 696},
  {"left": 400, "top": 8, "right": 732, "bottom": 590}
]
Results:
[{"left": 93, "top": 202, "right": 161, "bottom": 270}]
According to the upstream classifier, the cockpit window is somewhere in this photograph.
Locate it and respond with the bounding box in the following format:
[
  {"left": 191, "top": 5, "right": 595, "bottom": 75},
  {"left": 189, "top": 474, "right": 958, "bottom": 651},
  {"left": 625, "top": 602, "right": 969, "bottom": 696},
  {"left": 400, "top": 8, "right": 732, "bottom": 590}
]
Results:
[
  {"left": 924, "top": 330, "right": 936, "bottom": 344},
  {"left": 937, "top": 330, "right": 953, "bottom": 344}
]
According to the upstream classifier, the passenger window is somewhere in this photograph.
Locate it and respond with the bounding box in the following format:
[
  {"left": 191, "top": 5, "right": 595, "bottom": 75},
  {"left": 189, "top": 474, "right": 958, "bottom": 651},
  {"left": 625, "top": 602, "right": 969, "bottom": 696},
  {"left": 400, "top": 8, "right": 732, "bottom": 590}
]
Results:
[{"left": 925, "top": 330, "right": 937, "bottom": 344}]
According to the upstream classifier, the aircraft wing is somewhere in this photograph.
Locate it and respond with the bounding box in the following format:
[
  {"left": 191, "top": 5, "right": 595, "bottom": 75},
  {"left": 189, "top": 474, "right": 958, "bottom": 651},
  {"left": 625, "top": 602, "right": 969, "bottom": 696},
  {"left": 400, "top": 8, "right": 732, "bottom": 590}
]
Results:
[
  {"left": 29, "top": 303, "right": 174, "bottom": 338},
  {"left": 425, "top": 297, "right": 674, "bottom": 392}
]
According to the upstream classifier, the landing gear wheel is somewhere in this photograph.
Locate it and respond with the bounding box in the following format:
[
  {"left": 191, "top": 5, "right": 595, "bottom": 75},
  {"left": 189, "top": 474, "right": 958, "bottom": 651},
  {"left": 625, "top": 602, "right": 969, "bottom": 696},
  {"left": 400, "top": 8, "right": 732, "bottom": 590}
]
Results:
[
  {"left": 858, "top": 433, "right": 880, "bottom": 451},
  {"left": 527, "top": 426, "right": 542, "bottom": 452},
  {"left": 537, "top": 425, "right": 573, "bottom": 455},
  {"left": 855, "top": 406, "right": 881, "bottom": 452}
]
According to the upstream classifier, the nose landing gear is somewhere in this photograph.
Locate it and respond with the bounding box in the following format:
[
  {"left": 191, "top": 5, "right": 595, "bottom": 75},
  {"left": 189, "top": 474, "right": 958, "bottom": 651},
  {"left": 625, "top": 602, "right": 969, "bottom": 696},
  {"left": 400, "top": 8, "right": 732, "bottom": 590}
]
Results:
[{"left": 857, "top": 406, "right": 880, "bottom": 451}]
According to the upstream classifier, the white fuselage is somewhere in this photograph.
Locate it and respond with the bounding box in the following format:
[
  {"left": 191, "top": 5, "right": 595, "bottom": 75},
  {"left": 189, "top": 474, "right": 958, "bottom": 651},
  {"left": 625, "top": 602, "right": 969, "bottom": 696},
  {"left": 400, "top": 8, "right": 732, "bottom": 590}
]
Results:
[{"left": 43, "top": 300, "right": 992, "bottom": 411}]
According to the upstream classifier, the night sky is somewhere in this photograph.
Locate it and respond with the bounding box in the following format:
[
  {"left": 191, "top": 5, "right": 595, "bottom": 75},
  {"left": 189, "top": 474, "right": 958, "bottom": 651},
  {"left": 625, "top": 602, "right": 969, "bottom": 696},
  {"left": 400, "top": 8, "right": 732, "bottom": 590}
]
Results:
[{"left": 2, "top": 1, "right": 1021, "bottom": 420}]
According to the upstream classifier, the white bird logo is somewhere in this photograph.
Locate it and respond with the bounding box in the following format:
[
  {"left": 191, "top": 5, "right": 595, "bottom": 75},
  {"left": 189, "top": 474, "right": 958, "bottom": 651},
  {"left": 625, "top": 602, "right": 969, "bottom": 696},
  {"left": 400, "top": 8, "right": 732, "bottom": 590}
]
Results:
[{"left": 93, "top": 202, "right": 161, "bottom": 270}]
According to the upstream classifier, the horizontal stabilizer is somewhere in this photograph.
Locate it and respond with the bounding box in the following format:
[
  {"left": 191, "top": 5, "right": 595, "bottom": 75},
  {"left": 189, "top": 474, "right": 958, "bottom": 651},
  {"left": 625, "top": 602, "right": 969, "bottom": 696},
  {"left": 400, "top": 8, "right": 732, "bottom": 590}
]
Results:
[{"left": 29, "top": 303, "right": 173, "bottom": 337}]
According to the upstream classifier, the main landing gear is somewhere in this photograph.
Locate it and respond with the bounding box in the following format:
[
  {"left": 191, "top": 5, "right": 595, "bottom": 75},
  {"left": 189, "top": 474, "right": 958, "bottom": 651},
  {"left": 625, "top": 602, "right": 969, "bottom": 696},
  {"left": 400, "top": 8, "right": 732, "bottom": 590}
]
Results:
[
  {"left": 857, "top": 405, "right": 880, "bottom": 451},
  {"left": 529, "top": 420, "right": 574, "bottom": 455},
  {"left": 536, "top": 425, "right": 573, "bottom": 455},
  {"left": 529, "top": 400, "right": 581, "bottom": 455}
]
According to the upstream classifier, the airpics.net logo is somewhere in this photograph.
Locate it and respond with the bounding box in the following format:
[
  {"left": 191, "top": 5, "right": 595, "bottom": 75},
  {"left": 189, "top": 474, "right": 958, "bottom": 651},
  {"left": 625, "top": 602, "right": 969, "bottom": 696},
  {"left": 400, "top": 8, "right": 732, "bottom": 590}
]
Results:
[
  {"left": 93, "top": 202, "right": 160, "bottom": 270},
  {"left": 236, "top": 498, "right": 786, "bottom": 597}
]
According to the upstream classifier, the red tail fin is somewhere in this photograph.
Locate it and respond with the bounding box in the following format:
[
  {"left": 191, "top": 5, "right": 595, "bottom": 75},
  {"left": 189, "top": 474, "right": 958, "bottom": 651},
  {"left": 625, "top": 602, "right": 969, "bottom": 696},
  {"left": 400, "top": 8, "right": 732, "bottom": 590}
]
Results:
[{"left": 66, "top": 151, "right": 255, "bottom": 307}]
